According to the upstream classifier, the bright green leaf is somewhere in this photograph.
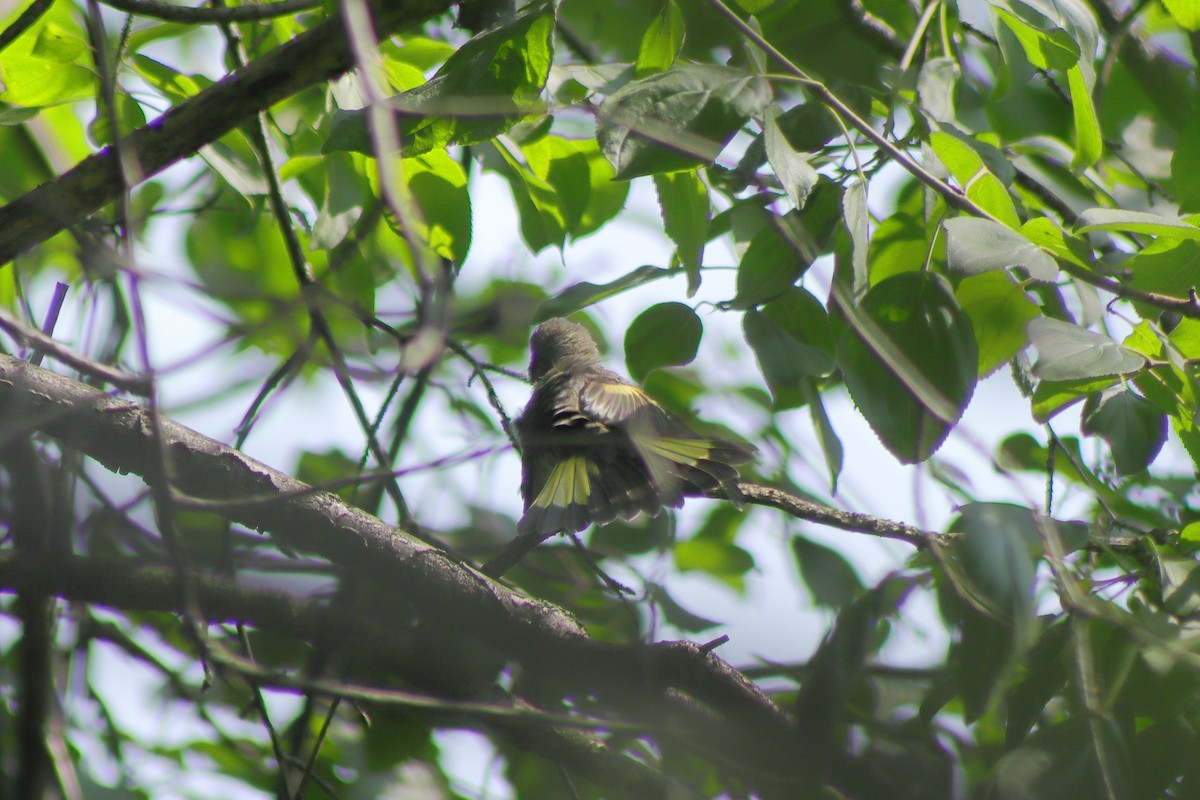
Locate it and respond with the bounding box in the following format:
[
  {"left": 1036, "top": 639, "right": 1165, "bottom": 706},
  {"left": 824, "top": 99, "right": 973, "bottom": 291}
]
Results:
[
  {"left": 992, "top": 7, "right": 1080, "bottom": 71},
  {"left": 1067, "top": 63, "right": 1101, "bottom": 170},
  {"left": 1162, "top": 0, "right": 1200, "bottom": 30},
  {"left": 653, "top": 169, "right": 709, "bottom": 294},
  {"left": 929, "top": 132, "right": 1020, "bottom": 228},
  {"left": 635, "top": 0, "right": 684, "bottom": 77},
  {"left": 956, "top": 271, "right": 1040, "bottom": 375}
]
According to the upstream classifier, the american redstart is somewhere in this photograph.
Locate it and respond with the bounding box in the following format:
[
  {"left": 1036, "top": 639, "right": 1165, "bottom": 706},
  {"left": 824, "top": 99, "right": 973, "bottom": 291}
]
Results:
[{"left": 515, "top": 318, "right": 754, "bottom": 536}]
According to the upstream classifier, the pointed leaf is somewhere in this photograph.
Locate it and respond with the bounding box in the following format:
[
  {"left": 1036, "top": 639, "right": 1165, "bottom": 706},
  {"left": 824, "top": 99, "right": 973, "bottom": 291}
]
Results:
[
  {"left": 838, "top": 273, "right": 978, "bottom": 463},
  {"left": 597, "top": 64, "right": 771, "bottom": 179},
  {"left": 1081, "top": 389, "right": 1167, "bottom": 475},
  {"left": 1026, "top": 317, "right": 1146, "bottom": 381},
  {"left": 945, "top": 216, "right": 1059, "bottom": 281},
  {"left": 764, "top": 106, "right": 818, "bottom": 210}
]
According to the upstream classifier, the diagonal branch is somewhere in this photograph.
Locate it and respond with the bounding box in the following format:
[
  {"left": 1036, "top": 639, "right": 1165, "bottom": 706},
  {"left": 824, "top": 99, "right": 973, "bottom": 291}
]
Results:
[{"left": 0, "top": 0, "right": 453, "bottom": 266}]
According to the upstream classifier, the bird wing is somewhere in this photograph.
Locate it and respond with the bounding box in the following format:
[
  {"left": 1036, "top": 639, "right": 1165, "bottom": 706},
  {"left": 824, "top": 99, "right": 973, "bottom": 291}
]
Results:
[
  {"left": 517, "top": 370, "right": 754, "bottom": 537},
  {"left": 578, "top": 374, "right": 751, "bottom": 505}
]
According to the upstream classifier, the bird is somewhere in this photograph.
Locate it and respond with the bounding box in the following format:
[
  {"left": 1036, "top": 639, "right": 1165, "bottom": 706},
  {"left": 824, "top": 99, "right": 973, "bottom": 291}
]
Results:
[{"left": 515, "top": 317, "right": 754, "bottom": 536}]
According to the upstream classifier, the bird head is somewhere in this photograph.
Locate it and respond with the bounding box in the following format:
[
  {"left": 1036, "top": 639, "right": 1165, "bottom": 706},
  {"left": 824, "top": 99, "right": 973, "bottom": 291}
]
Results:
[{"left": 528, "top": 318, "right": 602, "bottom": 381}]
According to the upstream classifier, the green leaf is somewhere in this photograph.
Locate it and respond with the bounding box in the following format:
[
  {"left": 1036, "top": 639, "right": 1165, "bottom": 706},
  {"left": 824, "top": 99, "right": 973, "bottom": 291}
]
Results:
[
  {"left": 597, "top": 63, "right": 771, "bottom": 179},
  {"left": 1081, "top": 389, "right": 1167, "bottom": 475},
  {"left": 1162, "top": 0, "right": 1200, "bottom": 30},
  {"left": 133, "top": 54, "right": 205, "bottom": 104},
  {"left": 1006, "top": 620, "right": 1071, "bottom": 747},
  {"left": 956, "top": 271, "right": 1041, "bottom": 375},
  {"left": 838, "top": 273, "right": 978, "bottom": 463},
  {"left": 989, "top": 721, "right": 1110, "bottom": 800},
  {"left": 1026, "top": 317, "right": 1147, "bottom": 381},
  {"left": 625, "top": 302, "right": 701, "bottom": 381},
  {"left": 868, "top": 189, "right": 929, "bottom": 284},
  {"left": 1020, "top": 217, "right": 1091, "bottom": 266},
  {"left": 764, "top": 105, "right": 818, "bottom": 210},
  {"left": 929, "top": 132, "right": 1020, "bottom": 229},
  {"left": 804, "top": 379, "right": 843, "bottom": 492},
  {"left": 0, "top": 21, "right": 94, "bottom": 106},
  {"left": 1067, "top": 63, "right": 1101, "bottom": 170},
  {"left": 653, "top": 170, "right": 709, "bottom": 294},
  {"left": 326, "top": 2, "right": 554, "bottom": 157},
  {"left": 1030, "top": 375, "right": 1120, "bottom": 422},
  {"left": 536, "top": 265, "right": 671, "bottom": 321},
  {"left": 842, "top": 179, "right": 869, "bottom": 294},
  {"left": 743, "top": 288, "right": 835, "bottom": 409},
  {"left": 1171, "top": 106, "right": 1200, "bottom": 212},
  {"left": 992, "top": 6, "right": 1080, "bottom": 71},
  {"left": 486, "top": 140, "right": 565, "bottom": 252},
  {"left": 374, "top": 149, "right": 472, "bottom": 264},
  {"left": 1076, "top": 208, "right": 1200, "bottom": 241},
  {"left": 648, "top": 585, "right": 721, "bottom": 632},
  {"left": 674, "top": 537, "right": 754, "bottom": 589},
  {"left": 950, "top": 503, "right": 1040, "bottom": 618},
  {"left": 792, "top": 536, "right": 863, "bottom": 609},
  {"left": 521, "top": 134, "right": 629, "bottom": 242},
  {"left": 635, "top": 0, "right": 684, "bottom": 77},
  {"left": 312, "top": 152, "right": 366, "bottom": 250},
  {"left": 944, "top": 216, "right": 1058, "bottom": 281},
  {"left": 917, "top": 56, "right": 960, "bottom": 124},
  {"left": 730, "top": 215, "right": 807, "bottom": 308},
  {"left": 88, "top": 91, "right": 148, "bottom": 146},
  {"left": 947, "top": 502, "right": 1041, "bottom": 719}
]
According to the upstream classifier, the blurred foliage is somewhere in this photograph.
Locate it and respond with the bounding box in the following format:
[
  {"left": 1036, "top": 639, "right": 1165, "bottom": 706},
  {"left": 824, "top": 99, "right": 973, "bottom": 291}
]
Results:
[{"left": 2, "top": 0, "right": 1200, "bottom": 797}]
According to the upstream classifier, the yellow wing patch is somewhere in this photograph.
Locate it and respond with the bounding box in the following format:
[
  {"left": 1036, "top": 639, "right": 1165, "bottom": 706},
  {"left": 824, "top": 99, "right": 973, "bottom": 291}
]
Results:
[
  {"left": 645, "top": 437, "right": 713, "bottom": 465},
  {"left": 585, "top": 381, "right": 657, "bottom": 420},
  {"left": 532, "top": 456, "right": 591, "bottom": 509}
]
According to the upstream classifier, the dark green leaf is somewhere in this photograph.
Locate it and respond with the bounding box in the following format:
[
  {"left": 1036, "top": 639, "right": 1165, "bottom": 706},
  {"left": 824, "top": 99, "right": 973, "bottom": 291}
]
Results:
[
  {"left": 325, "top": 3, "right": 554, "bottom": 157},
  {"left": 792, "top": 536, "right": 863, "bottom": 609},
  {"left": 743, "top": 289, "right": 835, "bottom": 409},
  {"left": 536, "top": 265, "right": 671, "bottom": 320},
  {"left": 625, "top": 302, "right": 701, "bottom": 381},
  {"left": 648, "top": 584, "right": 722, "bottom": 632},
  {"left": 597, "top": 63, "right": 771, "bottom": 179},
  {"left": 730, "top": 214, "right": 809, "bottom": 309},
  {"left": 838, "top": 273, "right": 978, "bottom": 463},
  {"left": 1081, "top": 389, "right": 1167, "bottom": 475}
]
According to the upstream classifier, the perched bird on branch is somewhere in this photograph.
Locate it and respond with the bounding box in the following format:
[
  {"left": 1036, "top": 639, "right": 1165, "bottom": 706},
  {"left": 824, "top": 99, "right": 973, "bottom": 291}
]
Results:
[{"left": 515, "top": 317, "right": 754, "bottom": 536}]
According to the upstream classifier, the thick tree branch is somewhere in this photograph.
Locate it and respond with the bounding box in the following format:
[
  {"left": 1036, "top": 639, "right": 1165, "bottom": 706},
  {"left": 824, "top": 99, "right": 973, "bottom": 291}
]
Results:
[
  {"left": 0, "top": 553, "right": 674, "bottom": 799},
  {"left": 0, "top": 0, "right": 452, "bottom": 265},
  {"left": 102, "top": 0, "right": 320, "bottom": 23},
  {"left": 0, "top": 354, "right": 816, "bottom": 789}
]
